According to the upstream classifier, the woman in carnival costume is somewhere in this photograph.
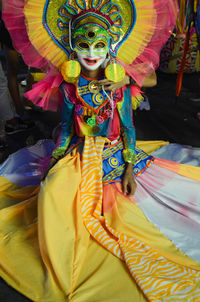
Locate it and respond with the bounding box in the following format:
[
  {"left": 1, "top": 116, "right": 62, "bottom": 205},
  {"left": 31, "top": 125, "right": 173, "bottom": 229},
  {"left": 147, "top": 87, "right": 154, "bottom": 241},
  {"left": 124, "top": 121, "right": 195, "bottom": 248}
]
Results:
[{"left": 1, "top": 0, "right": 200, "bottom": 301}]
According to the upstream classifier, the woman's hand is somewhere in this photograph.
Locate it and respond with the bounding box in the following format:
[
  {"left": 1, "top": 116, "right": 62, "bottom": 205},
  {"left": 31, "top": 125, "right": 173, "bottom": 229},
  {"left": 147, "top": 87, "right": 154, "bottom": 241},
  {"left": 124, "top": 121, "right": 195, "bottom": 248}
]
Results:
[
  {"left": 41, "top": 157, "right": 58, "bottom": 181},
  {"left": 122, "top": 163, "right": 137, "bottom": 196},
  {"left": 98, "top": 75, "right": 130, "bottom": 92}
]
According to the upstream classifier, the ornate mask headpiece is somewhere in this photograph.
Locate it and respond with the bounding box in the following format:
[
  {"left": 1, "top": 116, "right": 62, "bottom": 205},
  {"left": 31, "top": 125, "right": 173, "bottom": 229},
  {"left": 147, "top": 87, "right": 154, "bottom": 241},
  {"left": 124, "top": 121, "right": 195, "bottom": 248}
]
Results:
[
  {"left": 40, "top": 0, "right": 137, "bottom": 81},
  {"left": 23, "top": 0, "right": 141, "bottom": 70},
  {"left": 46, "top": 1, "right": 136, "bottom": 59},
  {"left": 3, "top": 0, "right": 178, "bottom": 87}
]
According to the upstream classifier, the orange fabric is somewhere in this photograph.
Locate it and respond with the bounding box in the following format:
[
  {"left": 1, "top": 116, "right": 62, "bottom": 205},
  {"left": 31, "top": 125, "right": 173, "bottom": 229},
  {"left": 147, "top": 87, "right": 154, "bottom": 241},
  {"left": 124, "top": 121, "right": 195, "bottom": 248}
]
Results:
[{"left": 155, "top": 158, "right": 200, "bottom": 182}]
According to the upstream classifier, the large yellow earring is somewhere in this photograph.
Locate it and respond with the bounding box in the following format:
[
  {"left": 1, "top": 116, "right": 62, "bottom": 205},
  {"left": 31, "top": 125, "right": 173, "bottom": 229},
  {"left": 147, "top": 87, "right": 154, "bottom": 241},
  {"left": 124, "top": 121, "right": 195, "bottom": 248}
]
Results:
[
  {"left": 105, "top": 56, "right": 125, "bottom": 82},
  {"left": 61, "top": 53, "right": 81, "bottom": 83}
]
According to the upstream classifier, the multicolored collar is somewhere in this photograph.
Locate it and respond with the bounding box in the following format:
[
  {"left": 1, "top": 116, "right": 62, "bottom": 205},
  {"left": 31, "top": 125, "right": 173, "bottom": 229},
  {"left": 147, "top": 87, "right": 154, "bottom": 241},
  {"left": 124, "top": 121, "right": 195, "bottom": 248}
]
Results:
[{"left": 75, "top": 74, "right": 112, "bottom": 113}]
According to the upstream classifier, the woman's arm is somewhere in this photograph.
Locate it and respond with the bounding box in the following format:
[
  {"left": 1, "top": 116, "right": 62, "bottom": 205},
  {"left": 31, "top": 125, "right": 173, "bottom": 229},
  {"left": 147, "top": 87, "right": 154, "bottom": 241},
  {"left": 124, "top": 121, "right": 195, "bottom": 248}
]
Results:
[
  {"left": 98, "top": 71, "right": 157, "bottom": 92},
  {"left": 122, "top": 162, "right": 137, "bottom": 196},
  {"left": 117, "top": 87, "right": 137, "bottom": 195},
  {"left": 98, "top": 75, "right": 131, "bottom": 92},
  {"left": 41, "top": 84, "right": 75, "bottom": 180},
  {"left": 51, "top": 97, "right": 74, "bottom": 160}
]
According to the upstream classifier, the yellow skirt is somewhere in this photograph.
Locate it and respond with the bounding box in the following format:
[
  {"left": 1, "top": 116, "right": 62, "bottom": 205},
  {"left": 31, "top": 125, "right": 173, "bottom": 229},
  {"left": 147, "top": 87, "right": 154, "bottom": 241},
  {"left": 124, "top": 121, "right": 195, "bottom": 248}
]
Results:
[{"left": 0, "top": 138, "right": 200, "bottom": 301}]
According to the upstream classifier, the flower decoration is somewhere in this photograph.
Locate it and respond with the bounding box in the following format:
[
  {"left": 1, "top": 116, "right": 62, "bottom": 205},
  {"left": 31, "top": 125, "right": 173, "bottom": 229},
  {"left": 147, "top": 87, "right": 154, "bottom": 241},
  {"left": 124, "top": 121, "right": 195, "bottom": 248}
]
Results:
[
  {"left": 105, "top": 109, "right": 112, "bottom": 118},
  {"left": 75, "top": 104, "right": 84, "bottom": 115},
  {"left": 101, "top": 112, "right": 109, "bottom": 120},
  {"left": 86, "top": 117, "right": 96, "bottom": 126},
  {"left": 96, "top": 115, "right": 104, "bottom": 125}
]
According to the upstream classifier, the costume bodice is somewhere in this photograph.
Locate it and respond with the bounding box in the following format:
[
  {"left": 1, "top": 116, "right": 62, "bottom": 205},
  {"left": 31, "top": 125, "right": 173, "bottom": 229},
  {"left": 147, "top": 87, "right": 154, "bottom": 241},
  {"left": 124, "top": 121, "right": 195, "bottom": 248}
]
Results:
[
  {"left": 53, "top": 76, "right": 136, "bottom": 163},
  {"left": 62, "top": 75, "right": 122, "bottom": 140}
]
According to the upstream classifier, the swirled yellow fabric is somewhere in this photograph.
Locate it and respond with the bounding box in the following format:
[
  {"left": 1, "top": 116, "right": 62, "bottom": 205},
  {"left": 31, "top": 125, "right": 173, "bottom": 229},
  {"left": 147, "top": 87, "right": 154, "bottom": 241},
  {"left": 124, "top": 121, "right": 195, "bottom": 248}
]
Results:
[{"left": 0, "top": 139, "right": 200, "bottom": 301}]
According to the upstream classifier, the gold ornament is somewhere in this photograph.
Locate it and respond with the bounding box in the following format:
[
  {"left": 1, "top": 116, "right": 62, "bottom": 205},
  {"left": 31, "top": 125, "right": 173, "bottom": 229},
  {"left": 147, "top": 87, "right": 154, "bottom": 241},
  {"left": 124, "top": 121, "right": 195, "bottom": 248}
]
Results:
[
  {"left": 105, "top": 63, "right": 125, "bottom": 82},
  {"left": 88, "top": 80, "right": 101, "bottom": 93},
  {"left": 61, "top": 60, "right": 81, "bottom": 83}
]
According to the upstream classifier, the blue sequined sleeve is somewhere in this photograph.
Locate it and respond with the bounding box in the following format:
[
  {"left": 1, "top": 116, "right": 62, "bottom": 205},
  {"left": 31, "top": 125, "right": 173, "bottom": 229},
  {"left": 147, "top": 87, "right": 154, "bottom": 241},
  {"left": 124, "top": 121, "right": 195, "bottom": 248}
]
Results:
[
  {"left": 52, "top": 85, "right": 75, "bottom": 159},
  {"left": 117, "top": 87, "right": 136, "bottom": 164}
]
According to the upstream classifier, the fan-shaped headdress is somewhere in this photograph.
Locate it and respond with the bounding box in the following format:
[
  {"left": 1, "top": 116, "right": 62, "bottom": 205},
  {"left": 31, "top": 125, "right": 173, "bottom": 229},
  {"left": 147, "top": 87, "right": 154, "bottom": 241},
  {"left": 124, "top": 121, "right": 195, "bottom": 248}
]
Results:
[{"left": 3, "top": 0, "right": 178, "bottom": 109}]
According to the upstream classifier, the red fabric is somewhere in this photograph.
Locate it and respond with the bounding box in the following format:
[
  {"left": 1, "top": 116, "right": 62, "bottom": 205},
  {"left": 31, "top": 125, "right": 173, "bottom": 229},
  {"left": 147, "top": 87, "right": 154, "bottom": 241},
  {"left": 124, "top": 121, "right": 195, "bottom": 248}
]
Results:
[{"left": 24, "top": 71, "right": 63, "bottom": 111}]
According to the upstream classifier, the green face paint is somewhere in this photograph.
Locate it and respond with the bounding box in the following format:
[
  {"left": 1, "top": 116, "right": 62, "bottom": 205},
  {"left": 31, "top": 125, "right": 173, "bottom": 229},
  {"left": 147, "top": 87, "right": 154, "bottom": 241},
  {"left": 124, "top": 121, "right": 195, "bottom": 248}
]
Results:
[
  {"left": 73, "top": 25, "right": 110, "bottom": 56},
  {"left": 73, "top": 25, "right": 110, "bottom": 71}
]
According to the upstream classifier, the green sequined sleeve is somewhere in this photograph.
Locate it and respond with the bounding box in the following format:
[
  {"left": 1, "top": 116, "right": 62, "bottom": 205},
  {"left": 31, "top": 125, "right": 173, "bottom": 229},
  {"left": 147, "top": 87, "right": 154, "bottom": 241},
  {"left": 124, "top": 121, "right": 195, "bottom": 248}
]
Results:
[
  {"left": 117, "top": 87, "right": 136, "bottom": 165},
  {"left": 52, "top": 86, "right": 75, "bottom": 159}
]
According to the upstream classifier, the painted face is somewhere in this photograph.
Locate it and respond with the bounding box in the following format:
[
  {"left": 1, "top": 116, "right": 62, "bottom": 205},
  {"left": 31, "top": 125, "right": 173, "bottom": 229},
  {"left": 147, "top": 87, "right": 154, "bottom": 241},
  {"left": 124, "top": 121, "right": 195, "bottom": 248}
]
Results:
[
  {"left": 73, "top": 26, "right": 110, "bottom": 71},
  {"left": 75, "top": 39, "right": 108, "bottom": 70}
]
